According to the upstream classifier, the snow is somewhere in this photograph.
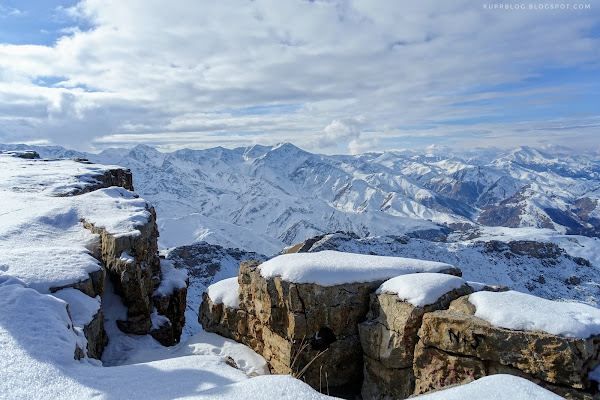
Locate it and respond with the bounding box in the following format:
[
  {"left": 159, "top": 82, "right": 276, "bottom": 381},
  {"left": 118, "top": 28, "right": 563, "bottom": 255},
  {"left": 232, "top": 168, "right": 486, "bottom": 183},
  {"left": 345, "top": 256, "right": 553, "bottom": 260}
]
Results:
[
  {"left": 206, "top": 277, "right": 240, "bottom": 309},
  {"left": 470, "top": 290, "right": 600, "bottom": 338},
  {"left": 153, "top": 259, "right": 188, "bottom": 297},
  {"left": 413, "top": 375, "right": 563, "bottom": 400},
  {"left": 151, "top": 308, "right": 171, "bottom": 329},
  {"left": 377, "top": 273, "right": 467, "bottom": 307},
  {"left": 588, "top": 364, "right": 600, "bottom": 384},
  {"left": 53, "top": 288, "right": 101, "bottom": 328},
  {"left": 0, "top": 257, "right": 331, "bottom": 400},
  {"left": 121, "top": 327, "right": 270, "bottom": 376},
  {"left": 192, "top": 375, "right": 333, "bottom": 399},
  {"left": 308, "top": 232, "right": 600, "bottom": 306},
  {"left": 0, "top": 153, "right": 336, "bottom": 400},
  {"left": 0, "top": 154, "right": 152, "bottom": 294},
  {"left": 466, "top": 281, "right": 488, "bottom": 291},
  {"left": 119, "top": 251, "right": 135, "bottom": 262},
  {"left": 259, "top": 250, "right": 456, "bottom": 286}
]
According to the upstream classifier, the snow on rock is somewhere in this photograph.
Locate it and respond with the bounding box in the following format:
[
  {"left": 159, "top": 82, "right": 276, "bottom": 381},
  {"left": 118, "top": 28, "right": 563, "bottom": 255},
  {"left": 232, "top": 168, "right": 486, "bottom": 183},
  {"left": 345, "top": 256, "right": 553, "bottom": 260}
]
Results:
[
  {"left": 53, "top": 288, "right": 101, "bottom": 328},
  {"left": 119, "top": 251, "right": 135, "bottom": 262},
  {"left": 413, "top": 375, "right": 563, "bottom": 400},
  {"left": 151, "top": 308, "right": 171, "bottom": 330},
  {"left": 0, "top": 155, "right": 153, "bottom": 293},
  {"left": 470, "top": 290, "right": 600, "bottom": 338},
  {"left": 377, "top": 273, "right": 467, "bottom": 307},
  {"left": 154, "top": 259, "right": 188, "bottom": 297},
  {"left": 259, "top": 250, "right": 457, "bottom": 286},
  {"left": 206, "top": 277, "right": 240, "bottom": 309}
]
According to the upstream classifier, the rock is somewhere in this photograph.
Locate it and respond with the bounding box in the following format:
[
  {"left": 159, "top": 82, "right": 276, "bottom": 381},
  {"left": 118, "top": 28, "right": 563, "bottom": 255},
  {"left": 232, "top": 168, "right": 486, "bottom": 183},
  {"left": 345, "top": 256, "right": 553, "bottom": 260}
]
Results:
[
  {"left": 570, "top": 275, "right": 582, "bottom": 285},
  {"left": 50, "top": 268, "right": 106, "bottom": 298},
  {"left": 362, "top": 355, "right": 414, "bottom": 399},
  {"left": 152, "top": 281, "right": 188, "bottom": 345},
  {"left": 413, "top": 343, "right": 486, "bottom": 395},
  {"left": 235, "top": 259, "right": 375, "bottom": 395},
  {"left": 72, "top": 168, "right": 135, "bottom": 195},
  {"left": 416, "top": 303, "right": 600, "bottom": 392},
  {"left": 16, "top": 151, "right": 40, "bottom": 159},
  {"left": 84, "top": 309, "right": 108, "bottom": 359},
  {"left": 82, "top": 206, "right": 186, "bottom": 345},
  {"left": 358, "top": 282, "right": 473, "bottom": 399}
]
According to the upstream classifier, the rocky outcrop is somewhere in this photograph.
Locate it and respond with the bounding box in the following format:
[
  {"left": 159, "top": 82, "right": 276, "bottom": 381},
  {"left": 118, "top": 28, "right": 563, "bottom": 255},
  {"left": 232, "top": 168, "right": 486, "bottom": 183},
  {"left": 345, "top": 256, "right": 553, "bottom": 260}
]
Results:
[
  {"left": 84, "top": 309, "right": 109, "bottom": 359},
  {"left": 81, "top": 207, "right": 186, "bottom": 345},
  {"left": 359, "top": 284, "right": 474, "bottom": 399},
  {"left": 201, "top": 253, "right": 600, "bottom": 399},
  {"left": 69, "top": 167, "right": 135, "bottom": 195},
  {"left": 152, "top": 278, "right": 189, "bottom": 346},
  {"left": 236, "top": 260, "right": 374, "bottom": 396},
  {"left": 200, "top": 256, "right": 464, "bottom": 398},
  {"left": 166, "top": 242, "right": 267, "bottom": 287},
  {"left": 50, "top": 268, "right": 106, "bottom": 299},
  {"left": 83, "top": 211, "right": 161, "bottom": 335},
  {"left": 413, "top": 296, "right": 600, "bottom": 399}
]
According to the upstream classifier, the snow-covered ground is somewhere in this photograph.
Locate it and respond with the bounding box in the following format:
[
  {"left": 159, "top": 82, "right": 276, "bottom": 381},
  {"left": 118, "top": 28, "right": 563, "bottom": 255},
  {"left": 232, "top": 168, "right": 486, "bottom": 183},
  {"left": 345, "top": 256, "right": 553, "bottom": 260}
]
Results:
[{"left": 0, "top": 153, "right": 331, "bottom": 399}]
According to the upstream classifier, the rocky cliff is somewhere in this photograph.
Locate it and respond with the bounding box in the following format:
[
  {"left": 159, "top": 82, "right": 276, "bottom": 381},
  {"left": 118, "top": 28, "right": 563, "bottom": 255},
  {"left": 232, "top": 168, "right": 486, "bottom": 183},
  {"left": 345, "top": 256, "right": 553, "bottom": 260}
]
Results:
[
  {"left": 2, "top": 152, "right": 188, "bottom": 360},
  {"left": 200, "top": 252, "right": 600, "bottom": 399}
]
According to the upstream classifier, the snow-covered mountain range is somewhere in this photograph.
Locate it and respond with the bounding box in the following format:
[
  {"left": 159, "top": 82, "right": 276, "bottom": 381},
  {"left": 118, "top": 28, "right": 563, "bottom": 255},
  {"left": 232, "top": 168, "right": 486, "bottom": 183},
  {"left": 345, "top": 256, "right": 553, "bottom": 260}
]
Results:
[{"left": 3, "top": 143, "right": 598, "bottom": 256}]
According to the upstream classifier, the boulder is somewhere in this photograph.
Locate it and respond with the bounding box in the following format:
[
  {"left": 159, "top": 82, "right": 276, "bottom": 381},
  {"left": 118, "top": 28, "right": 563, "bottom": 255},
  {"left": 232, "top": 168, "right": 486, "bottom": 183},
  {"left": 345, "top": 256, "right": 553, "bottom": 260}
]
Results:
[
  {"left": 414, "top": 295, "right": 600, "bottom": 397},
  {"left": 234, "top": 259, "right": 376, "bottom": 395},
  {"left": 358, "top": 278, "right": 473, "bottom": 399}
]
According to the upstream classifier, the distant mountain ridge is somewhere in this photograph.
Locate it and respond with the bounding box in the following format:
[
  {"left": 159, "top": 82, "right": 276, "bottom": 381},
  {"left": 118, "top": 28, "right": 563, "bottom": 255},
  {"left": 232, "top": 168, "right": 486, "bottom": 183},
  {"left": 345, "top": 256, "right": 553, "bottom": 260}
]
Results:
[{"left": 2, "top": 142, "right": 599, "bottom": 254}]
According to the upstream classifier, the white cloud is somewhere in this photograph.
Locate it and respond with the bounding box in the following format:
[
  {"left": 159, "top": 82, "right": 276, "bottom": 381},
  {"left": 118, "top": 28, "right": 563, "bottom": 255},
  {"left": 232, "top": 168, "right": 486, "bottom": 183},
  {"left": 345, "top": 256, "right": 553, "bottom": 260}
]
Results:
[
  {"left": 318, "top": 118, "right": 365, "bottom": 148},
  {"left": 0, "top": 0, "right": 598, "bottom": 152}
]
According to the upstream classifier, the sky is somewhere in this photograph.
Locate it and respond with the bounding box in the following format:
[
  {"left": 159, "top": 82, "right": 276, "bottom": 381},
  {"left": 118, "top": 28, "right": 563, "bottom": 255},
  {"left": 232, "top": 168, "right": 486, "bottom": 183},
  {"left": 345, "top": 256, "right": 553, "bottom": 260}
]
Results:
[{"left": 0, "top": 0, "right": 599, "bottom": 154}]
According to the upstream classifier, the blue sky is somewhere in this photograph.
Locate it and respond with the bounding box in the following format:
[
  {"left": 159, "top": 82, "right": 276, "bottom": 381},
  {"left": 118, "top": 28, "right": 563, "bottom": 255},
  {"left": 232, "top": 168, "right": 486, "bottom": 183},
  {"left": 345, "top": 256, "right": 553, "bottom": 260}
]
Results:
[{"left": 0, "top": 0, "right": 599, "bottom": 154}]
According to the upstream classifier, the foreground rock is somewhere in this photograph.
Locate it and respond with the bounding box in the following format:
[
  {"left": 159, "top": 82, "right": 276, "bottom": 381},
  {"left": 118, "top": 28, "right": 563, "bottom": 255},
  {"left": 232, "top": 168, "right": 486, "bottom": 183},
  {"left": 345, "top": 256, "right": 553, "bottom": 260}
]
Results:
[
  {"left": 200, "top": 249, "right": 600, "bottom": 399},
  {"left": 415, "top": 293, "right": 600, "bottom": 399},
  {"left": 200, "top": 251, "right": 462, "bottom": 398},
  {"left": 359, "top": 274, "right": 474, "bottom": 399},
  {"left": 0, "top": 153, "right": 188, "bottom": 361}
]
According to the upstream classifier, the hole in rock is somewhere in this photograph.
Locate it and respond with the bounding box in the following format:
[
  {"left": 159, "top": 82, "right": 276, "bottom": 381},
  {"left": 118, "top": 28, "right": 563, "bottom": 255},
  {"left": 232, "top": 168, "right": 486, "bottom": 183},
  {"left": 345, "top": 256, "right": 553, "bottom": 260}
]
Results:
[{"left": 310, "top": 327, "right": 336, "bottom": 351}]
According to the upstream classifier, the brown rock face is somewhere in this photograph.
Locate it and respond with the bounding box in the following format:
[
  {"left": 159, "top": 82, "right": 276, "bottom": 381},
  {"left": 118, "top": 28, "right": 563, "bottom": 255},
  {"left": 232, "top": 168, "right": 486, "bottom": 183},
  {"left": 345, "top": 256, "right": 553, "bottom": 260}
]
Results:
[
  {"left": 236, "top": 260, "right": 375, "bottom": 396},
  {"left": 200, "top": 254, "right": 600, "bottom": 399},
  {"left": 152, "top": 279, "right": 189, "bottom": 346},
  {"left": 358, "top": 284, "right": 474, "bottom": 399},
  {"left": 82, "top": 206, "right": 186, "bottom": 345},
  {"left": 84, "top": 309, "right": 109, "bottom": 359},
  {"left": 413, "top": 297, "right": 600, "bottom": 397},
  {"left": 83, "top": 209, "right": 161, "bottom": 335},
  {"left": 71, "top": 168, "right": 135, "bottom": 195}
]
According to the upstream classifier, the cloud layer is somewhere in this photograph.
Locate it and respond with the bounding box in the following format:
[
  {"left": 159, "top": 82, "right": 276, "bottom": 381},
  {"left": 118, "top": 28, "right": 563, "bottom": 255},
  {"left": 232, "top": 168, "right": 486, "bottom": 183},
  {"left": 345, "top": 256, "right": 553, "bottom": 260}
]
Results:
[{"left": 0, "top": 0, "right": 599, "bottom": 153}]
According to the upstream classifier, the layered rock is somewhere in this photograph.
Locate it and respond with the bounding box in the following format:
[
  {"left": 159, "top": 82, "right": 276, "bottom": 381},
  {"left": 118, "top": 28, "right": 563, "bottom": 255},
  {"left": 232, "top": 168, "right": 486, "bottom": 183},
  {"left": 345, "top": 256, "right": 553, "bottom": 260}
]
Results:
[
  {"left": 200, "top": 251, "right": 464, "bottom": 398},
  {"left": 84, "top": 309, "right": 109, "bottom": 359},
  {"left": 67, "top": 165, "right": 135, "bottom": 195},
  {"left": 414, "top": 295, "right": 600, "bottom": 399},
  {"left": 359, "top": 280, "right": 474, "bottom": 399},
  {"left": 200, "top": 248, "right": 600, "bottom": 399},
  {"left": 82, "top": 208, "right": 187, "bottom": 345},
  {"left": 236, "top": 259, "right": 372, "bottom": 396}
]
